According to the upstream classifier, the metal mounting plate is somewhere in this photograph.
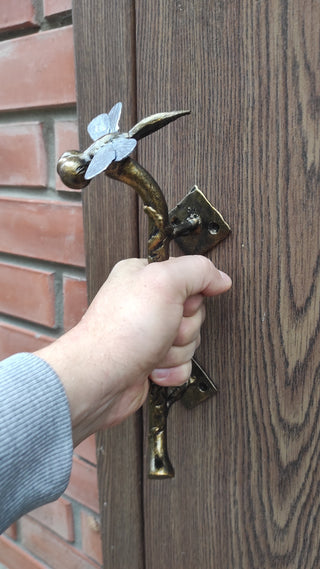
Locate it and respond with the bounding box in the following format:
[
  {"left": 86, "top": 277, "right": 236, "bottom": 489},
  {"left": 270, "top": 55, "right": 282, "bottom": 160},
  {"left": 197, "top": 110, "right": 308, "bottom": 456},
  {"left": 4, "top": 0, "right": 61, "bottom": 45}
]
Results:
[
  {"left": 180, "top": 358, "right": 218, "bottom": 409},
  {"left": 169, "top": 185, "right": 231, "bottom": 255}
]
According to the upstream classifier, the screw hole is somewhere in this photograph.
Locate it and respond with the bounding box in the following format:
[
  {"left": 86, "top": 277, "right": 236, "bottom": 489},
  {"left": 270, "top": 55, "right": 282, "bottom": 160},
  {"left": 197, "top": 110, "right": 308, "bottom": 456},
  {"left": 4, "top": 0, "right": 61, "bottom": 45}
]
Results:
[
  {"left": 208, "top": 221, "right": 220, "bottom": 235},
  {"left": 198, "top": 381, "right": 209, "bottom": 392}
]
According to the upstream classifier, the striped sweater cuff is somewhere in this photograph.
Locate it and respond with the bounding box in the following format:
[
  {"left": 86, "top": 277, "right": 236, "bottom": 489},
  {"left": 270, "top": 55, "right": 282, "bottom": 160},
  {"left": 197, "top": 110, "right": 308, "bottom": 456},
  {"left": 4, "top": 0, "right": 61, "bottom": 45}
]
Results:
[{"left": 0, "top": 352, "right": 73, "bottom": 533}]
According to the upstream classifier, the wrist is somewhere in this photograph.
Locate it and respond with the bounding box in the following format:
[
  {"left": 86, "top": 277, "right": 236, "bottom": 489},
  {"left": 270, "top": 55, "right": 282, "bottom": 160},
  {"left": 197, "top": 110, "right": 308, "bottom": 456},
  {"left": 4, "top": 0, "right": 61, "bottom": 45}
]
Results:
[{"left": 34, "top": 322, "right": 113, "bottom": 446}]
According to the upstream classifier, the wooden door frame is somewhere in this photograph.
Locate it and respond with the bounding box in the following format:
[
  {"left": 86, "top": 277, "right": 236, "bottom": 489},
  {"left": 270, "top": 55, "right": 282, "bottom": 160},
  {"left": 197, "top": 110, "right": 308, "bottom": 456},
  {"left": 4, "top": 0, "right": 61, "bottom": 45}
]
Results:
[{"left": 73, "top": 2, "right": 144, "bottom": 568}]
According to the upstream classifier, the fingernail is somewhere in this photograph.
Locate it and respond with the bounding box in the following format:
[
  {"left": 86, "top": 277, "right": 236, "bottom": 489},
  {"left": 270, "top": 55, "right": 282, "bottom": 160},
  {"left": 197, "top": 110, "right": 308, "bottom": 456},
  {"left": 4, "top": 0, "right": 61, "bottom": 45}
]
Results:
[
  {"left": 218, "top": 270, "right": 232, "bottom": 287},
  {"left": 150, "top": 369, "right": 169, "bottom": 382}
]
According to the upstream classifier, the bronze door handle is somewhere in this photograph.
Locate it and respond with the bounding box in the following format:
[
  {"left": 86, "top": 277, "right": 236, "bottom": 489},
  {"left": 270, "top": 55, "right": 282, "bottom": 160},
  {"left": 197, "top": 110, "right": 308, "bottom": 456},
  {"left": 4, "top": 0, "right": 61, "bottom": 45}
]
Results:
[{"left": 57, "top": 104, "right": 231, "bottom": 478}]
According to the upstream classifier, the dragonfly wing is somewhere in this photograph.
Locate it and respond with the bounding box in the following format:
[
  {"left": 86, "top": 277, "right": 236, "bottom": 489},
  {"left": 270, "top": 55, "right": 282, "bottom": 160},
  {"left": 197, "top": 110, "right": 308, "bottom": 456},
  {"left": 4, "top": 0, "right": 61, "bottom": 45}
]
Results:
[
  {"left": 87, "top": 113, "right": 111, "bottom": 141},
  {"left": 108, "top": 102, "right": 122, "bottom": 132},
  {"left": 84, "top": 144, "right": 116, "bottom": 179},
  {"left": 112, "top": 136, "right": 137, "bottom": 161}
]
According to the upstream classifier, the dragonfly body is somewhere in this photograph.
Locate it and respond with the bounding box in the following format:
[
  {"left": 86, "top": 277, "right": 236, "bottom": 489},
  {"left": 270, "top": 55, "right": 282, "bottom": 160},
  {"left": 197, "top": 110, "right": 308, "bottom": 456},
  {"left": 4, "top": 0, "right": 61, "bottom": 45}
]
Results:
[
  {"left": 84, "top": 131, "right": 124, "bottom": 159},
  {"left": 83, "top": 130, "right": 136, "bottom": 180},
  {"left": 83, "top": 103, "right": 137, "bottom": 180}
]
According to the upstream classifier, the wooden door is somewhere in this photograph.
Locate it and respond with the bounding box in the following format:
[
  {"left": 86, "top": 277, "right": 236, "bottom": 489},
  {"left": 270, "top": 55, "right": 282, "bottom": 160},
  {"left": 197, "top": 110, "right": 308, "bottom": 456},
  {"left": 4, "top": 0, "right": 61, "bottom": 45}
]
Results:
[{"left": 73, "top": 2, "right": 320, "bottom": 568}]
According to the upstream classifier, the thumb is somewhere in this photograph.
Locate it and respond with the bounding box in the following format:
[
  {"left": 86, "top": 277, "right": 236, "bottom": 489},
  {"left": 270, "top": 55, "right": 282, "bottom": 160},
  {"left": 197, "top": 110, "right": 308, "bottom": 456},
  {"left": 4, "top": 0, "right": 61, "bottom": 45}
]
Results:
[{"left": 155, "top": 255, "right": 232, "bottom": 300}]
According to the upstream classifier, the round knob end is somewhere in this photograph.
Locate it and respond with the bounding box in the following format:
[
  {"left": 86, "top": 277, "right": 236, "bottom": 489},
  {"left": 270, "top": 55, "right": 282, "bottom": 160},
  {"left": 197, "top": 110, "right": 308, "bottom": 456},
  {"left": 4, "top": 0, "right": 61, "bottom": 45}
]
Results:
[{"left": 57, "top": 151, "right": 90, "bottom": 189}]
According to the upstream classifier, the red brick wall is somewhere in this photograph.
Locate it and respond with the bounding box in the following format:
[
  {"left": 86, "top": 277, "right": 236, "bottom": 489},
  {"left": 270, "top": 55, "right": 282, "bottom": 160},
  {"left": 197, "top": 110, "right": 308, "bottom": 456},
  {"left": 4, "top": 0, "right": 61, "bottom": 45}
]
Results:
[{"left": 0, "top": 3, "right": 102, "bottom": 568}]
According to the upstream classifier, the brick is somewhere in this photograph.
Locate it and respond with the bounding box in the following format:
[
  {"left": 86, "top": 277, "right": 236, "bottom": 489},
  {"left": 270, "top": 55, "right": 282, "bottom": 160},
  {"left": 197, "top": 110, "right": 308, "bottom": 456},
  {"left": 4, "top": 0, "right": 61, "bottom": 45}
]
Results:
[
  {"left": 0, "top": 197, "right": 85, "bottom": 267},
  {"left": 21, "top": 517, "right": 101, "bottom": 569},
  {"left": 0, "top": 535, "right": 47, "bottom": 569},
  {"left": 0, "top": 322, "right": 52, "bottom": 360},
  {"left": 0, "top": 122, "right": 47, "bottom": 187},
  {"left": 44, "top": 0, "right": 72, "bottom": 17},
  {"left": 29, "top": 497, "right": 74, "bottom": 542},
  {"left": 55, "top": 120, "right": 79, "bottom": 191},
  {"left": 65, "top": 457, "right": 99, "bottom": 513},
  {"left": 63, "top": 276, "right": 87, "bottom": 331},
  {"left": 75, "top": 435, "right": 97, "bottom": 465},
  {"left": 0, "top": 27, "right": 75, "bottom": 111},
  {"left": 0, "top": 263, "right": 55, "bottom": 327},
  {"left": 81, "top": 512, "right": 103, "bottom": 565},
  {"left": 0, "top": 1, "right": 37, "bottom": 33}
]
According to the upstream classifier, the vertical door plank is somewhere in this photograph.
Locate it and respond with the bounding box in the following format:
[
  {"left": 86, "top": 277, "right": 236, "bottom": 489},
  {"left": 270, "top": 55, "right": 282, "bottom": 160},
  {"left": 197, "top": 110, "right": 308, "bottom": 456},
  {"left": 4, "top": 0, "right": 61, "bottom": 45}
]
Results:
[
  {"left": 72, "top": 2, "right": 144, "bottom": 568},
  {"left": 135, "top": 1, "right": 320, "bottom": 568}
]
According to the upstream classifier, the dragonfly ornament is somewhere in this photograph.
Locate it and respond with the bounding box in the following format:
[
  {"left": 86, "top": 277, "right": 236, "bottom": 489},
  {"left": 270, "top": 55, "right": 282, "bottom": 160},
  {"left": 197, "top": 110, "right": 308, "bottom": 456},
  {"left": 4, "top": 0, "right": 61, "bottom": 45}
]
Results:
[
  {"left": 57, "top": 102, "right": 189, "bottom": 189},
  {"left": 84, "top": 102, "right": 137, "bottom": 180}
]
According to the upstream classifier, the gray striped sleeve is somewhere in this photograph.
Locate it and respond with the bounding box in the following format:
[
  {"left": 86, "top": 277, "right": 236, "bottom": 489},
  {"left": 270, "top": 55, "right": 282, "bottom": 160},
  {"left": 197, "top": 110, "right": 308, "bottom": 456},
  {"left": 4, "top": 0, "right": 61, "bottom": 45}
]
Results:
[{"left": 0, "top": 353, "right": 73, "bottom": 533}]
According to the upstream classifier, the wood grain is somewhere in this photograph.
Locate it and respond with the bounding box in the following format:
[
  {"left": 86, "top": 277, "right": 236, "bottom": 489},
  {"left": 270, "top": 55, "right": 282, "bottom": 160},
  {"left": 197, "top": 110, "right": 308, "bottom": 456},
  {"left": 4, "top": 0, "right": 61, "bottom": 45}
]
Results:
[
  {"left": 73, "top": 1, "right": 320, "bottom": 567},
  {"left": 72, "top": 2, "right": 144, "bottom": 569},
  {"left": 135, "top": 1, "right": 320, "bottom": 568}
]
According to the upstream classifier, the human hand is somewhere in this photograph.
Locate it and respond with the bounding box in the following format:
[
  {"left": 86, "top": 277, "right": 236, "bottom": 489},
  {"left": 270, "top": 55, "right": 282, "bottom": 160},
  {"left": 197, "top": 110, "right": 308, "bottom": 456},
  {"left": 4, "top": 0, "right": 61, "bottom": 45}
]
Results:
[{"left": 35, "top": 256, "right": 231, "bottom": 446}]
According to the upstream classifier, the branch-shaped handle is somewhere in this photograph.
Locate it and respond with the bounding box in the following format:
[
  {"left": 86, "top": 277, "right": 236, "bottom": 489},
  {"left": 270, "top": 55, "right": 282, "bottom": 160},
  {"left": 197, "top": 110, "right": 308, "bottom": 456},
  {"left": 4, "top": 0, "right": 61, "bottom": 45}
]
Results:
[
  {"left": 56, "top": 105, "right": 223, "bottom": 479},
  {"left": 106, "top": 157, "right": 187, "bottom": 478}
]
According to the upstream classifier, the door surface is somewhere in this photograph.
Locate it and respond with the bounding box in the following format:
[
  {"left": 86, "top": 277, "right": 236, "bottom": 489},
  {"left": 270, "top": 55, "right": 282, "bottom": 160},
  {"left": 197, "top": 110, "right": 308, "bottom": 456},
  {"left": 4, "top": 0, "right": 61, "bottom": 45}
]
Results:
[{"left": 73, "top": 2, "right": 320, "bottom": 568}]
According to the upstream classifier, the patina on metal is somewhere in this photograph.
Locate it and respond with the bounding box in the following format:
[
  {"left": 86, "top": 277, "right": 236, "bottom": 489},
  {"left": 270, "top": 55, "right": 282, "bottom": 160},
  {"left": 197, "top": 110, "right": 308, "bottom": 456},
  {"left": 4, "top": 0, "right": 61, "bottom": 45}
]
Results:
[
  {"left": 57, "top": 104, "right": 231, "bottom": 478},
  {"left": 106, "top": 158, "right": 224, "bottom": 478},
  {"left": 106, "top": 157, "right": 169, "bottom": 263},
  {"left": 169, "top": 186, "right": 231, "bottom": 255}
]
